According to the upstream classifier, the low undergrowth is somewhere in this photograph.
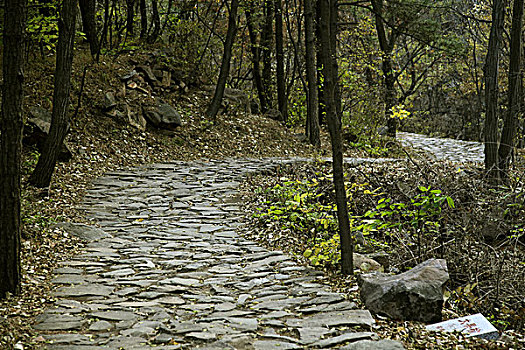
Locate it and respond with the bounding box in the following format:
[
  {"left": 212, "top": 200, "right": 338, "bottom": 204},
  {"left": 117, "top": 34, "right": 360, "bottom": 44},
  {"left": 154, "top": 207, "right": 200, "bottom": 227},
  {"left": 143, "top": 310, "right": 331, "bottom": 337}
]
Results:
[{"left": 241, "top": 157, "right": 525, "bottom": 345}]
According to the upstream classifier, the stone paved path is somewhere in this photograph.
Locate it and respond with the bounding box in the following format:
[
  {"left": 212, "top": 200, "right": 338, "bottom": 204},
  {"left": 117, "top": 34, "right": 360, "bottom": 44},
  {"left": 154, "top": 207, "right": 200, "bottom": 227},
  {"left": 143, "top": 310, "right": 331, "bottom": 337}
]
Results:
[
  {"left": 34, "top": 158, "right": 407, "bottom": 349},
  {"left": 398, "top": 132, "right": 484, "bottom": 163}
]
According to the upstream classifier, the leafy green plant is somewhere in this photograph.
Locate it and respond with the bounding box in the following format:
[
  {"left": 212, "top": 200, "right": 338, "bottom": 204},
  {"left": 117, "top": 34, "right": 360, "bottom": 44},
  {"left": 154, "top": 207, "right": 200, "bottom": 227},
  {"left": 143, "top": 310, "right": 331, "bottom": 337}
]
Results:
[
  {"left": 254, "top": 178, "right": 337, "bottom": 240},
  {"left": 348, "top": 183, "right": 455, "bottom": 260},
  {"left": 288, "top": 88, "right": 307, "bottom": 127},
  {"left": 26, "top": 0, "right": 59, "bottom": 55},
  {"left": 303, "top": 233, "right": 340, "bottom": 266},
  {"left": 252, "top": 172, "right": 347, "bottom": 267},
  {"left": 348, "top": 141, "right": 390, "bottom": 157}
]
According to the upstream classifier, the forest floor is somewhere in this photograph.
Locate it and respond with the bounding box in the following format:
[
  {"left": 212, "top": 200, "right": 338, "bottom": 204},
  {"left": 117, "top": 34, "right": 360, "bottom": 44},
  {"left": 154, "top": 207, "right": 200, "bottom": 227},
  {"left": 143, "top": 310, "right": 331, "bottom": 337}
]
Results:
[{"left": 0, "top": 47, "right": 523, "bottom": 349}]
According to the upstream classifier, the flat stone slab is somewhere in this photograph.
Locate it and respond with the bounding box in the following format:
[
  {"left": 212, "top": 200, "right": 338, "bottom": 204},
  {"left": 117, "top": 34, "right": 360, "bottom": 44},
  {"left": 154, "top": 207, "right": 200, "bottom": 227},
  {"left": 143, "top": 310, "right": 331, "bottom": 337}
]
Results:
[
  {"left": 44, "top": 334, "right": 92, "bottom": 345},
  {"left": 51, "top": 274, "right": 88, "bottom": 284},
  {"left": 91, "top": 310, "right": 139, "bottom": 322},
  {"left": 121, "top": 326, "right": 156, "bottom": 337},
  {"left": 312, "top": 331, "right": 376, "bottom": 348},
  {"left": 253, "top": 340, "right": 302, "bottom": 350},
  {"left": 286, "top": 310, "right": 376, "bottom": 328},
  {"left": 341, "top": 339, "right": 406, "bottom": 349},
  {"left": 115, "top": 300, "right": 160, "bottom": 308},
  {"left": 105, "top": 336, "right": 149, "bottom": 348},
  {"left": 156, "top": 296, "right": 184, "bottom": 305},
  {"left": 33, "top": 314, "right": 85, "bottom": 331},
  {"left": 225, "top": 317, "right": 258, "bottom": 331},
  {"left": 89, "top": 320, "right": 113, "bottom": 331},
  {"left": 297, "top": 327, "right": 332, "bottom": 344},
  {"left": 160, "top": 277, "right": 202, "bottom": 287},
  {"left": 54, "top": 284, "right": 113, "bottom": 297},
  {"left": 185, "top": 331, "right": 218, "bottom": 341},
  {"left": 54, "top": 222, "right": 112, "bottom": 241}
]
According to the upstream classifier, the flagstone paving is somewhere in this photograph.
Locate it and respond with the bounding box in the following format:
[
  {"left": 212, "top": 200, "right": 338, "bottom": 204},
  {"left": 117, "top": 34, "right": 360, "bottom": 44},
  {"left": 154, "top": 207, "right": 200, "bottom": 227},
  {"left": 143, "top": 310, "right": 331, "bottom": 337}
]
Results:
[
  {"left": 34, "top": 157, "right": 405, "bottom": 349},
  {"left": 398, "top": 132, "right": 484, "bottom": 163}
]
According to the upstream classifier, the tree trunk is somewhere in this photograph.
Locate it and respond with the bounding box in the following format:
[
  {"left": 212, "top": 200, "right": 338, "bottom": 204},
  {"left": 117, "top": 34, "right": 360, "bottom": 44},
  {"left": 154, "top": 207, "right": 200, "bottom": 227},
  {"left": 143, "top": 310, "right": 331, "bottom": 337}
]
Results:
[
  {"left": 371, "top": 0, "right": 397, "bottom": 137},
  {"left": 126, "top": 0, "right": 135, "bottom": 36},
  {"left": 484, "top": 0, "right": 505, "bottom": 184},
  {"left": 246, "top": 9, "right": 269, "bottom": 113},
  {"left": 29, "top": 0, "right": 77, "bottom": 188},
  {"left": 383, "top": 55, "right": 397, "bottom": 137},
  {"left": 205, "top": 0, "right": 239, "bottom": 120},
  {"left": 139, "top": 0, "right": 147, "bottom": 39},
  {"left": 275, "top": 0, "right": 287, "bottom": 122},
  {"left": 498, "top": 0, "right": 523, "bottom": 180},
  {"left": 79, "top": 0, "right": 100, "bottom": 58},
  {"left": 305, "top": 0, "right": 320, "bottom": 146},
  {"left": 318, "top": 0, "right": 353, "bottom": 275},
  {"left": 315, "top": 0, "right": 325, "bottom": 125},
  {"left": 0, "top": 0, "right": 26, "bottom": 298},
  {"left": 101, "top": 0, "right": 110, "bottom": 49},
  {"left": 261, "top": 0, "right": 274, "bottom": 109},
  {"left": 148, "top": 0, "right": 161, "bottom": 43}
]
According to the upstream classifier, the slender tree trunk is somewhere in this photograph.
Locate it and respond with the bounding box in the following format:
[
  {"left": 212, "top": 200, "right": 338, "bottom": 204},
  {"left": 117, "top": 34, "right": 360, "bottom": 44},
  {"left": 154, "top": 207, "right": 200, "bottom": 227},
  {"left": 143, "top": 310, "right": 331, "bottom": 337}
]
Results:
[
  {"left": 261, "top": 0, "right": 274, "bottom": 109},
  {"left": 319, "top": 0, "right": 353, "bottom": 275},
  {"left": 205, "top": 0, "right": 239, "bottom": 120},
  {"left": 330, "top": 0, "right": 341, "bottom": 118},
  {"left": 109, "top": 0, "right": 117, "bottom": 48},
  {"left": 29, "top": 0, "right": 77, "bottom": 188},
  {"left": 498, "top": 0, "right": 523, "bottom": 180},
  {"left": 101, "top": 0, "right": 110, "bottom": 48},
  {"left": 246, "top": 9, "right": 269, "bottom": 113},
  {"left": 484, "top": 0, "right": 505, "bottom": 184},
  {"left": 383, "top": 55, "right": 397, "bottom": 137},
  {"left": 126, "top": 0, "right": 135, "bottom": 36},
  {"left": 0, "top": 0, "right": 26, "bottom": 298},
  {"left": 315, "top": 0, "right": 325, "bottom": 125},
  {"left": 305, "top": 0, "right": 320, "bottom": 146},
  {"left": 371, "top": 0, "right": 397, "bottom": 137},
  {"left": 79, "top": 0, "right": 100, "bottom": 58},
  {"left": 275, "top": 0, "right": 287, "bottom": 122},
  {"left": 148, "top": 0, "right": 161, "bottom": 43},
  {"left": 139, "top": 0, "right": 147, "bottom": 39}
]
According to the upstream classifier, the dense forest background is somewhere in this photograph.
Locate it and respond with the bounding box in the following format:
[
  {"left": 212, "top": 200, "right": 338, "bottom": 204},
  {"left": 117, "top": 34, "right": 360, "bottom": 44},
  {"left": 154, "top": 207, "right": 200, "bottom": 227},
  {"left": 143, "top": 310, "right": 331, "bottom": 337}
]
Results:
[{"left": 10, "top": 0, "right": 520, "bottom": 139}]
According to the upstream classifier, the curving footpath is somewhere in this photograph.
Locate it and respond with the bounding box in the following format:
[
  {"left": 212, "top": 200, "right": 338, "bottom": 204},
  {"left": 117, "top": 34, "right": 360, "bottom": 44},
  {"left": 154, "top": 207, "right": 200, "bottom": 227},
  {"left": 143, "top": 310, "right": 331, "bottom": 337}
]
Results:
[
  {"left": 398, "top": 132, "right": 484, "bottom": 163},
  {"left": 34, "top": 158, "right": 405, "bottom": 350}
]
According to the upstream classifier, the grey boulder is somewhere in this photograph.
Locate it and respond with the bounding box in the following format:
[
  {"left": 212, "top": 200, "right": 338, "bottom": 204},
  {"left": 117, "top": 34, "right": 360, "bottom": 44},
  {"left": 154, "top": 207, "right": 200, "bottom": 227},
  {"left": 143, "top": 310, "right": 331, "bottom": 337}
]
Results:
[
  {"left": 358, "top": 259, "right": 448, "bottom": 323},
  {"left": 143, "top": 101, "right": 181, "bottom": 129}
]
